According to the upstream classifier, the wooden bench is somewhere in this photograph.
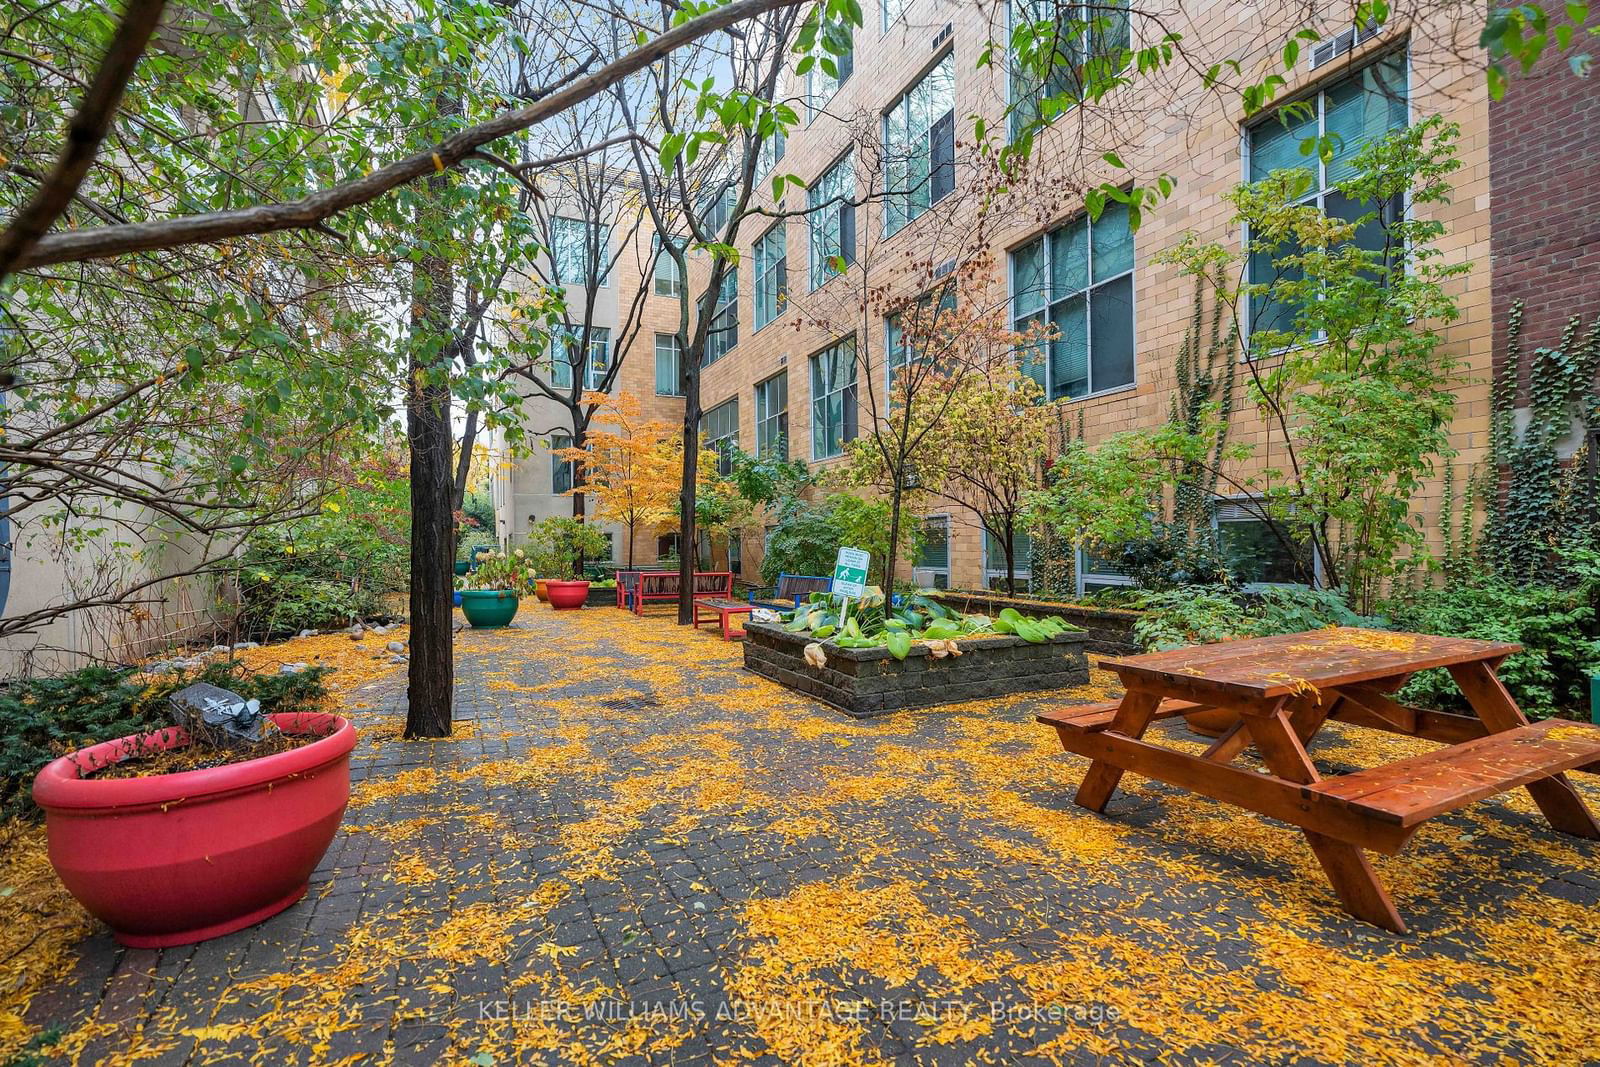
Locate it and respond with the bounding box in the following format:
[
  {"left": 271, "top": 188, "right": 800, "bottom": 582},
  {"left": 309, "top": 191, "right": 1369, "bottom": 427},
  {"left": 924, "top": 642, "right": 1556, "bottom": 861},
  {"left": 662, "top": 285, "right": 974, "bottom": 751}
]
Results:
[
  {"left": 1038, "top": 698, "right": 1212, "bottom": 734},
  {"left": 1307, "top": 718, "right": 1600, "bottom": 828},
  {"left": 693, "top": 598, "right": 753, "bottom": 641},
  {"left": 630, "top": 570, "right": 733, "bottom": 614},
  {"left": 750, "top": 572, "right": 833, "bottom": 610}
]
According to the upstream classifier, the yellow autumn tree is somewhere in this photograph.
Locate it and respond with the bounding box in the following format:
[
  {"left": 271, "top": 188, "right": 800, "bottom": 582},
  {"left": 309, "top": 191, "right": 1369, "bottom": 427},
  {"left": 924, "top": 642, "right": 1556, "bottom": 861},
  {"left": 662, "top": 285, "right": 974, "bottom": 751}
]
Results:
[{"left": 556, "top": 392, "right": 683, "bottom": 568}]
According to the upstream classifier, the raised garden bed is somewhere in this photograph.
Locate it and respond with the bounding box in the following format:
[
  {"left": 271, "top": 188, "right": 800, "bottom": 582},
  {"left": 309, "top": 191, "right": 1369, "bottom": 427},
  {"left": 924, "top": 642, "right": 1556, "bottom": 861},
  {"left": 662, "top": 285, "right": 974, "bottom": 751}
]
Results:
[
  {"left": 929, "top": 591, "right": 1141, "bottom": 655},
  {"left": 743, "top": 620, "right": 1090, "bottom": 718}
]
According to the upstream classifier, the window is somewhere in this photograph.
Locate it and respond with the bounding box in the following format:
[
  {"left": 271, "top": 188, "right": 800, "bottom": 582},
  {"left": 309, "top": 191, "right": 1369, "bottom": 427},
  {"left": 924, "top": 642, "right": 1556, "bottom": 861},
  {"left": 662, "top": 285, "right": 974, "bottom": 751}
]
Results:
[
  {"left": 886, "top": 284, "right": 956, "bottom": 394},
  {"left": 1075, "top": 545, "right": 1134, "bottom": 597},
  {"left": 728, "top": 535, "right": 743, "bottom": 576},
  {"left": 884, "top": 53, "right": 956, "bottom": 236},
  {"left": 1244, "top": 53, "right": 1408, "bottom": 341},
  {"left": 706, "top": 268, "right": 739, "bottom": 364},
  {"left": 882, "top": 0, "right": 910, "bottom": 32},
  {"left": 1008, "top": 0, "right": 1130, "bottom": 140},
  {"left": 548, "top": 326, "right": 611, "bottom": 392},
  {"left": 654, "top": 333, "right": 684, "bottom": 397},
  {"left": 914, "top": 515, "right": 951, "bottom": 589},
  {"left": 983, "top": 525, "right": 1033, "bottom": 591},
  {"left": 1214, "top": 500, "right": 1315, "bottom": 586},
  {"left": 599, "top": 531, "right": 616, "bottom": 562},
  {"left": 806, "top": 27, "right": 854, "bottom": 117},
  {"left": 551, "top": 434, "right": 575, "bottom": 494},
  {"left": 652, "top": 234, "right": 682, "bottom": 297},
  {"left": 704, "top": 397, "right": 740, "bottom": 476},
  {"left": 1011, "top": 201, "right": 1135, "bottom": 400},
  {"left": 702, "top": 187, "right": 736, "bottom": 237},
  {"left": 755, "top": 372, "right": 789, "bottom": 459},
  {"left": 754, "top": 223, "right": 788, "bottom": 331},
  {"left": 550, "top": 217, "right": 610, "bottom": 287},
  {"left": 810, "top": 336, "right": 858, "bottom": 459},
  {"left": 808, "top": 155, "right": 856, "bottom": 290},
  {"left": 757, "top": 128, "right": 786, "bottom": 181}
]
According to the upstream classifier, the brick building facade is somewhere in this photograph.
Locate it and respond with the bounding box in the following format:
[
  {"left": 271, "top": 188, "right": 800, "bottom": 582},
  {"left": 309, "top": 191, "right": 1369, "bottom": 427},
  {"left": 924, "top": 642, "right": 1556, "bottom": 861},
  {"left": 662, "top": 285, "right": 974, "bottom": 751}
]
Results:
[{"left": 496, "top": 2, "right": 1596, "bottom": 594}]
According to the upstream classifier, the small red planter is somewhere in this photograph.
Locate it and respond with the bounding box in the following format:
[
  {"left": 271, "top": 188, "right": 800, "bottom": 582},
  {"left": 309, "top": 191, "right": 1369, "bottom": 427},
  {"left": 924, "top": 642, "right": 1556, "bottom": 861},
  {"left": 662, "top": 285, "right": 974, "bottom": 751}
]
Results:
[
  {"left": 32, "top": 711, "right": 356, "bottom": 948},
  {"left": 544, "top": 579, "right": 591, "bottom": 610}
]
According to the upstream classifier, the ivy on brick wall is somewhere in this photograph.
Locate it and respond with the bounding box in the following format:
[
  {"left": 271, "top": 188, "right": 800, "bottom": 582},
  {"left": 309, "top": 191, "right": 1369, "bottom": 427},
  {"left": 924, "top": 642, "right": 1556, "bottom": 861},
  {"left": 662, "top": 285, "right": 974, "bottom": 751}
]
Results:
[{"left": 1481, "top": 301, "right": 1600, "bottom": 580}]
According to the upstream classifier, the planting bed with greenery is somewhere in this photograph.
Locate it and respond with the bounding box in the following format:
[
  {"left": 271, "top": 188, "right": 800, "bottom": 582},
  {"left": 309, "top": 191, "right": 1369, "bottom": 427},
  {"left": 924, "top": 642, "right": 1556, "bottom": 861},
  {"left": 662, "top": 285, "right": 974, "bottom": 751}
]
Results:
[{"left": 782, "top": 592, "right": 1080, "bottom": 660}]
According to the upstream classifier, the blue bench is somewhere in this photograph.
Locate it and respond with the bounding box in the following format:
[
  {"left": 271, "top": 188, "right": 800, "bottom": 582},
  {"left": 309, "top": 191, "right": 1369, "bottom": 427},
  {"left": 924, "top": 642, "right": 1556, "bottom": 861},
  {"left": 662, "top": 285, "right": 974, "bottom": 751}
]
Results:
[{"left": 749, "top": 572, "right": 833, "bottom": 610}]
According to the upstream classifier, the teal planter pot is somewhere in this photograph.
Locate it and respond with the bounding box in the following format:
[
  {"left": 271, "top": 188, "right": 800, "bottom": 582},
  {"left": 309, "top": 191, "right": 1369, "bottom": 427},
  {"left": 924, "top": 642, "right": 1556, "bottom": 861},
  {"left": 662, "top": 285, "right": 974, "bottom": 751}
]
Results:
[
  {"left": 454, "top": 561, "right": 471, "bottom": 577},
  {"left": 458, "top": 589, "right": 520, "bottom": 628}
]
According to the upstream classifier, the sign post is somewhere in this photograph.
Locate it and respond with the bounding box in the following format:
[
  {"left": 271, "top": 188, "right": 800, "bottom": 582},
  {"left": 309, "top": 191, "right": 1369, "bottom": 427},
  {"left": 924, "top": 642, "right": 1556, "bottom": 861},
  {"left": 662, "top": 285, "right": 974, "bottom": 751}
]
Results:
[{"left": 832, "top": 546, "right": 870, "bottom": 631}]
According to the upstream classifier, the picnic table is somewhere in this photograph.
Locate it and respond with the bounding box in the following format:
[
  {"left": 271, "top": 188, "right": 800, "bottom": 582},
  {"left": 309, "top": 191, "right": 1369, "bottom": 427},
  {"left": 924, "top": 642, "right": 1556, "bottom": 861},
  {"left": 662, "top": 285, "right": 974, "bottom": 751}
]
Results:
[
  {"left": 692, "top": 598, "right": 753, "bottom": 641},
  {"left": 1038, "top": 627, "right": 1600, "bottom": 933}
]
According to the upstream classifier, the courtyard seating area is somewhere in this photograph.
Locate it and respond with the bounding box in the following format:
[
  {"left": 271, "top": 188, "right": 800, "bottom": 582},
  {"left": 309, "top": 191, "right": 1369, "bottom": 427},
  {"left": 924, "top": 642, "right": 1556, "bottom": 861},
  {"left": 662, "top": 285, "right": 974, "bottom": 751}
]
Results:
[{"left": 13, "top": 606, "right": 1600, "bottom": 1065}]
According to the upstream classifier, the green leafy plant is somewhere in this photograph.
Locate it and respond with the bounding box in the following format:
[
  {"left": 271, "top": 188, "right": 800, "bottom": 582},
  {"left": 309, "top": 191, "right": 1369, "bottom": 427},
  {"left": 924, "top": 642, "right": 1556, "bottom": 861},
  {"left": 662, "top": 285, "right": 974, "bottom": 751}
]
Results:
[
  {"left": 458, "top": 549, "right": 534, "bottom": 592},
  {"left": 522, "top": 517, "right": 610, "bottom": 581},
  {"left": 782, "top": 592, "right": 1079, "bottom": 660},
  {"left": 0, "top": 661, "right": 330, "bottom": 819}
]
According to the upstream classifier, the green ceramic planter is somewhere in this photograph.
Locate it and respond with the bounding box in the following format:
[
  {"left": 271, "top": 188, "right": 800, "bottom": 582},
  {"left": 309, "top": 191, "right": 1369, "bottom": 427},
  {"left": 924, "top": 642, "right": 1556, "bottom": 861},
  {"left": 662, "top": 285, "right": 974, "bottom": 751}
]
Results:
[{"left": 458, "top": 589, "right": 520, "bottom": 628}]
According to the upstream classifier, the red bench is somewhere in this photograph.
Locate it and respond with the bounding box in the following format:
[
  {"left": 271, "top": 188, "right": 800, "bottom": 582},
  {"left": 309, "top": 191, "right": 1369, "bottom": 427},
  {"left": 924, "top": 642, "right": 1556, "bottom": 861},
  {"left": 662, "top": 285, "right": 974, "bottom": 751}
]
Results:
[
  {"left": 693, "top": 598, "right": 754, "bottom": 640},
  {"left": 629, "top": 571, "right": 733, "bottom": 614}
]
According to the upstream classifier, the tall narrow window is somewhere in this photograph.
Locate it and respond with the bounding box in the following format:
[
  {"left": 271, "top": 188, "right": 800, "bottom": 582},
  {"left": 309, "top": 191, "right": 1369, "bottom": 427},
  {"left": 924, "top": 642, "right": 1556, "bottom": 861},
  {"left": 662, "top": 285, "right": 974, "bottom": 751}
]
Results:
[
  {"left": 757, "top": 128, "right": 786, "bottom": 181},
  {"left": 652, "top": 234, "right": 682, "bottom": 297},
  {"left": 806, "top": 27, "right": 855, "bottom": 117},
  {"left": 701, "top": 188, "right": 736, "bottom": 237},
  {"left": 654, "top": 333, "right": 684, "bottom": 397},
  {"left": 755, "top": 372, "right": 789, "bottom": 459},
  {"left": 1010, "top": 201, "right": 1134, "bottom": 399},
  {"left": 983, "top": 524, "right": 1034, "bottom": 591},
  {"left": 754, "top": 223, "right": 788, "bottom": 331},
  {"left": 915, "top": 515, "right": 951, "bottom": 589},
  {"left": 706, "top": 268, "right": 739, "bottom": 365},
  {"left": 703, "top": 397, "right": 740, "bottom": 476},
  {"left": 547, "top": 326, "right": 610, "bottom": 391},
  {"left": 1008, "top": 0, "right": 1131, "bottom": 140},
  {"left": 808, "top": 155, "right": 856, "bottom": 290},
  {"left": 884, "top": 54, "right": 956, "bottom": 236},
  {"left": 1244, "top": 53, "right": 1408, "bottom": 341},
  {"left": 550, "top": 217, "right": 610, "bottom": 287},
  {"left": 551, "top": 434, "right": 575, "bottom": 494},
  {"left": 810, "top": 336, "right": 858, "bottom": 460}
]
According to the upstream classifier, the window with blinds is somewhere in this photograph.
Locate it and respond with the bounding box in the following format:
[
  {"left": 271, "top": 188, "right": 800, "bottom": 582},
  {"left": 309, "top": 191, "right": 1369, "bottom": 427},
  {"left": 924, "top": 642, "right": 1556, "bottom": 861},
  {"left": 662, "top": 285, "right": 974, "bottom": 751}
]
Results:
[
  {"left": 914, "top": 515, "right": 951, "bottom": 589},
  {"left": 1244, "top": 52, "right": 1408, "bottom": 341},
  {"left": 1010, "top": 201, "right": 1135, "bottom": 400},
  {"left": 1214, "top": 500, "right": 1316, "bottom": 586},
  {"left": 654, "top": 333, "right": 683, "bottom": 397}
]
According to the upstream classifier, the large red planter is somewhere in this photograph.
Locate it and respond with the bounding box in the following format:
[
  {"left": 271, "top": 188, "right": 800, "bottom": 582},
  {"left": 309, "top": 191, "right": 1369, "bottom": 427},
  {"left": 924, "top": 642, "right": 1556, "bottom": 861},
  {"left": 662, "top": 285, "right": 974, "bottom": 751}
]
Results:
[
  {"left": 32, "top": 711, "right": 356, "bottom": 948},
  {"left": 545, "top": 579, "right": 591, "bottom": 610}
]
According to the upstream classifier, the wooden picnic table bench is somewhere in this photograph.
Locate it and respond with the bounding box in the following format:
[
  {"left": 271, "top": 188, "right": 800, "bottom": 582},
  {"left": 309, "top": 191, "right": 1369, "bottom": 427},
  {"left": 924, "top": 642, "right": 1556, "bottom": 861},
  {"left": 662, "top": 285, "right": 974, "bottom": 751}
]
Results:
[
  {"left": 1037, "top": 627, "right": 1600, "bottom": 933},
  {"left": 692, "top": 598, "right": 753, "bottom": 641}
]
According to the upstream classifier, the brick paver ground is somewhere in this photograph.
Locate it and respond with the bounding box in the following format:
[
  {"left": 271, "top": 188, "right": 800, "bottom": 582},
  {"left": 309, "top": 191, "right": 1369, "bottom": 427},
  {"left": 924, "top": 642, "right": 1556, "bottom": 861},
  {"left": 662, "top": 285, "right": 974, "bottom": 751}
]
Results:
[{"left": 22, "top": 605, "right": 1600, "bottom": 1065}]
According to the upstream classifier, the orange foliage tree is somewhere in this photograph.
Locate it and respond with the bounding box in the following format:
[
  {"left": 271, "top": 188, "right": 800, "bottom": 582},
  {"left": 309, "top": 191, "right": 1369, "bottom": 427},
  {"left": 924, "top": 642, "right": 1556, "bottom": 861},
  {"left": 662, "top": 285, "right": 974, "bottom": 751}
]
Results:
[{"left": 555, "top": 392, "right": 682, "bottom": 567}]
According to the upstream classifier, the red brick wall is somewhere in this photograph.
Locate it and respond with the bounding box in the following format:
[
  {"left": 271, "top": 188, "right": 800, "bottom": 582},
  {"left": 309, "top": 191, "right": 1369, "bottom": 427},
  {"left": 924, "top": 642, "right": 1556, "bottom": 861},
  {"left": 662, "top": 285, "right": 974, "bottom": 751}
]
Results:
[{"left": 1490, "top": 54, "right": 1600, "bottom": 380}]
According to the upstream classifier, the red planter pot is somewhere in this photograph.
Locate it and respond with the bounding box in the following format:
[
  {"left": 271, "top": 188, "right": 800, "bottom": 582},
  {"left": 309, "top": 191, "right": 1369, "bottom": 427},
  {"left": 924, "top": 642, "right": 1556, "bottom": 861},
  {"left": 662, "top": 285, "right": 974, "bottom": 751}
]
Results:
[
  {"left": 32, "top": 711, "right": 356, "bottom": 948},
  {"left": 544, "top": 579, "right": 591, "bottom": 610}
]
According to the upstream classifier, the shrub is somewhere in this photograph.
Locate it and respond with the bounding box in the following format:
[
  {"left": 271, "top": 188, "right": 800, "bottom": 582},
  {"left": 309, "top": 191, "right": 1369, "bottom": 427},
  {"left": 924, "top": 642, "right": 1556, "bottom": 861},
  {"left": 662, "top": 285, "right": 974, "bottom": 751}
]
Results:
[
  {"left": 1387, "top": 580, "right": 1600, "bottom": 719},
  {"left": 1130, "top": 588, "right": 1252, "bottom": 650},
  {"left": 238, "top": 473, "right": 409, "bottom": 637},
  {"left": 0, "top": 661, "right": 330, "bottom": 819}
]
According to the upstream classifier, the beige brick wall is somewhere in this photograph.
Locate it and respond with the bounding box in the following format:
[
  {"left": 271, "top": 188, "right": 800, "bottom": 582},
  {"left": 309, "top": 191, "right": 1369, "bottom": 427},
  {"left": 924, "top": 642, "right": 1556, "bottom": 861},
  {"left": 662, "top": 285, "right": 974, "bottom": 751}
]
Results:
[{"left": 512, "top": 3, "right": 1498, "bottom": 593}]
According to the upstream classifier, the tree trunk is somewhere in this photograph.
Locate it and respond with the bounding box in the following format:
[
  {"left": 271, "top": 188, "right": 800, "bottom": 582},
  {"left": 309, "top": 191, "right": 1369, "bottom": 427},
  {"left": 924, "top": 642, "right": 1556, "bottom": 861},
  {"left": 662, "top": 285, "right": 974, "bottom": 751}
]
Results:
[
  {"left": 404, "top": 117, "right": 456, "bottom": 741},
  {"left": 1003, "top": 515, "right": 1017, "bottom": 596},
  {"left": 884, "top": 475, "right": 903, "bottom": 594},
  {"left": 676, "top": 364, "right": 701, "bottom": 624},
  {"left": 405, "top": 257, "right": 455, "bottom": 739}
]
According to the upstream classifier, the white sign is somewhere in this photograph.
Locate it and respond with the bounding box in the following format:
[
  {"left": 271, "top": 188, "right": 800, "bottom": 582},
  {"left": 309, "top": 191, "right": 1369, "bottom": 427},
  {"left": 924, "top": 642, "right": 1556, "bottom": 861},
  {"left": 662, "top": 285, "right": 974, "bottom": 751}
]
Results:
[{"left": 832, "top": 546, "right": 870, "bottom": 599}]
